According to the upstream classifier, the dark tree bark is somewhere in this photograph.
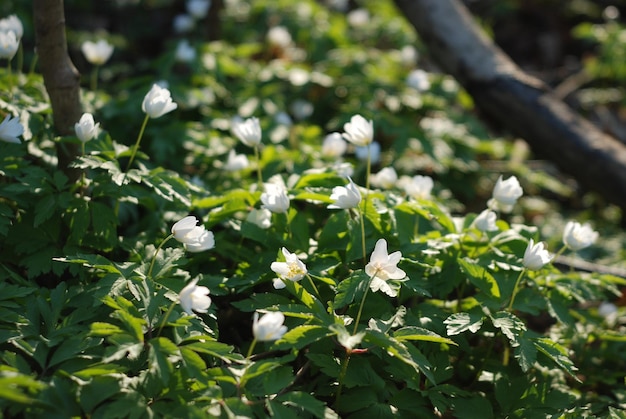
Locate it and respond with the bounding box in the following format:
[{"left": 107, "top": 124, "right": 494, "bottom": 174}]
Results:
[
  {"left": 394, "top": 0, "right": 626, "bottom": 212},
  {"left": 33, "top": 0, "right": 82, "bottom": 182}
]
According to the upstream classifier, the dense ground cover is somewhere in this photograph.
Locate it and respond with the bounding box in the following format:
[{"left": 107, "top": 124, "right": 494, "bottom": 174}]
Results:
[{"left": 1, "top": 0, "right": 625, "bottom": 417}]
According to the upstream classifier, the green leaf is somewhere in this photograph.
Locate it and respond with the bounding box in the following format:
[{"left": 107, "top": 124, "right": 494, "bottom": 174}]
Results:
[
  {"left": 90, "top": 322, "right": 124, "bottom": 337},
  {"left": 329, "top": 324, "right": 365, "bottom": 350},
  {"left": 533, "top": 338, "right": 580, "bottom": 382},
  {"left": 0, "top": 373, "right": 48, "bottom": 405},
  {"left": 458, "top": 258, "right": 500, "bottom": 299},
  {"left": 33, "top": 194, "right": 56, "bottom": 227},
  {"left": 334, "top": 270, "right": 369, "bottom": 309},
  {"left": 443, "top": 311, "right": 484, "bottom": 336},
  {"left": 180, "top": 347, "right": 207, "bottom": 380},
  {"left": 181, "top": 337, "right": 239, "bottom": 363},
  {"left": 393, "top": 326, "right": 457, "bottom": 346},
  {"left": 275, "top": 391, "right": 338, "bottom": 419},
  {"left": 149, "top": 337, "right": 179, "bottom": 385},
  {"left": 513, "top": 336, "right": 537, "bottom": 372},
  {"left": 273, "top": 325, "right": 334, "bottom": 351},
  {"left": 491, "top": 311, "right": 526, "bottom": 346}
]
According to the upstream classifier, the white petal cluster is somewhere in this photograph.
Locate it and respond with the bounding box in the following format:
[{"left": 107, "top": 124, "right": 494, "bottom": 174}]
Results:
[
  {"left": 0, "top": 30, "right": 19, "bottom": 60},
  {"left": 171, "top": 216, "right": 215, "bottom": 252},
  {"left": 406, "top": 69, "right": 431, "bottom": 91},
  {"left": 399, "top": 175, "right": 433, "bottom": 200},
  {"left": 246, "top": 208, "right": 272, "bottom": 229},
  {"left": 253, "top": 312, "right": 287, "bottom": 341},
  {"left": 472, "top": 209, "right": 498, "bottom": 233},
  {"left": 370, "top": 167, "right": 398, "bottom": 189},
  {"left": 261, "top": 183, "right": 290, "bottom": 213},
  {"left": 328, "top": 177, "right": 361, "bottom": 209},
  {"left": 522, "top": 239, "right": 552, "bottom": 271},
  {"left": 342, "top": 114, "right": 373, "bottom": 147},
  {"left": 365, "top": 239, "right": 406, "bottom": 297},
  {"left": 81, "top": 40, "right": 114, "bottom": 66},
  {"left": 74, "top": 113, "right": 99, "bottom": 143},
  {"left": 179, "top": 278, "right": 211, "bottom": 315},
  {"left": 321, "top": 132, "right": 347, "bottom": 158},
  {"left": 488, "top": 175, "right": 523, "bottom": 213},
  {"left": 270, "top": 248, "right": 307, "bottom": 289},
  {"left": 142, "top": 84, "right": 178, "bottom": 119},
  {"left": 0, "top": 114, "right": 23, "bottom": 144},
  {"left": 223, "top": 149, "right": 249, "bottom": 172},
  {"left": 0, "top": 15, "right": 23, "bottom": 39},
  {"left": 562, "top": 221, "right": 598, "bottom": 251},
  {"left": 232, "top": 117, "right": 262, "bottom": 147}
]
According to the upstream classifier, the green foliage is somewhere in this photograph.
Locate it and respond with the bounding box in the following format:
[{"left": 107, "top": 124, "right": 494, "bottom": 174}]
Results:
[{"left": 0, "top": 0, "right": 625, "bottom": 417}]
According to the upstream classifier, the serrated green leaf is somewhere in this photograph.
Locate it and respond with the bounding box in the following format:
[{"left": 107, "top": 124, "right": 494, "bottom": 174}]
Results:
[
  {"left": 275, "top": 391, "right": 338, "bottom": 419},
  {"left": 443, "top": 311, "right": 484, "bottom": 336},
  {"left": 273, "top": 325, "right": 334, "bottom": 351},
  {"left": 33, "top": 194, "right": 56, "bottom": 228},
  {"left": 533, "top": 338, "right": 580, "bottom": 382},
  {"left": 334, "top": 270, "right": 368, "bottom": 309},
  {"left": 394, "top": 326, "right": 457, "bottom": 346},
  {"left": 491, "top": 311, "right": 526, "bottom": 346}
]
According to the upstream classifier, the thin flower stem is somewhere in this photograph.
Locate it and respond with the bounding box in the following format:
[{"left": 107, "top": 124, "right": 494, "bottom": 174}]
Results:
[
  {"left": 254, "top": 145, "right": 263, "bottom": 188},
  {"left": 246, "top": 338, "right": 258, "bottom": 361},
  {"left": 156, "top": 301, "right": 177, "bottom": 337},
  {"left": 359, "top": 206, "right": 366, "bottom": 265},
  {"left": 353, "top": 271, "right": 377, "bottom": 335},
  {"left": 365, "top": 146, "right": 371, "bottom": 192},
  {"left": 125, "top": 113, "right": 150, "bottom": 172},
  {"left": 16, "top": 43, "right": 23, "bottom": 75},
  {"left": 147, "top": 234, "right": 174, "bottom": 279},
  {"left": 507, "top": 269, "right": 527, "bottom": 311},
  {"left": 28, "top": 53, "right": 38, "bottom": 76},
  {"left": 335, "top": 352, "right": 351, "bottom": 405},
  {"left": 306, "top": 274, "right": 321, "bottom": 300},
  {"left": 7, "top": 60, "right": 13, "bottom": 99}
]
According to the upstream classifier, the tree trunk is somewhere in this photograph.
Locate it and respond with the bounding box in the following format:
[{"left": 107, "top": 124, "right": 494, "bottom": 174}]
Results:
[
  {"left": 33, "top": 0, "right": 82, "bottom": 182},
  {"left": 394, "top": 0, "right": 626, "bottom": 212}
]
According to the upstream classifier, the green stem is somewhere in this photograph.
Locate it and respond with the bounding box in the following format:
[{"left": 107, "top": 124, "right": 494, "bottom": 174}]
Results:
[
  {"left": 147, "top": 234, "right": 174, "bottom": 279},
  {"left": 156, "top": 300, "right": 177, "bottom": 337},
  {"left": 353, "top": 271, "right": 377, "bottom": 335},
  {"left": 305, "top": 274, "right": 321, "bottom": 300},
  {"left": 28, "top": 53, "right": 38, "bottom": 76},
  {"left": 7, "top": 60, "right": 12, "bottom": 99},
  {"left": 90, "top": 66, "right": 99, "bottom": 91},
  {"left": 125, "top": 113, "right": 150, "bottom": 172},
  {"left": 335, "top": 352, "right": 351, "bottom": 405},
  {"left": 254, "top": 145, "right": 263, "bottom": 188},
  {"left": 507, "top": 269, "right": 527, "bottom": 311},
  {"left": 16, "top": 42, "right": 22, "bottom": 75},
  {"left": 359, "top": 206, "right": 366, "bottom": 265},
  {"left": 246, "top": 338, "right": 258, "bottom": 360}
]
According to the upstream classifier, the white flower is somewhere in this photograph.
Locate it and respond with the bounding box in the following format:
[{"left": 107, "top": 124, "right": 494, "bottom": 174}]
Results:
[
  {"left": 81, "top": 40, "right": 114, "bottom": 66},
  {"left": 598, "top": 302, "right": 618, "bottom": 318},
  {"left": 355, "top": 141, "right": 381, "bottom": 164},
  {"left": 0, "top": 15, "right": 23, "bottom": 39},
  {"left": 347, "top": 9, "right": 370, "bottom": 27},
  {"left": 472, "top": 209, "right": 498, "bottom": 232},
  {"left": 270, "top": 248, "right": 307, "bottom": 289},
  {"left": 406, "top": 69, "right": 431, "bottom": 91},
  {"left": 342, "top": 114, "right": 373, "bottom": 147},
  {"left": 179, "top": 278, "right": 211, "bottom": 315},
  {"left": 488, "top": 175, "right": 523, "bottom": 213},
  {"left": 400, "top": 175, "right": 434, "bottom": 200},
  {"left": 261, "top": 183, "right": 290, "bottom": 213},
  {"left": 173, "top": 14, "right": 195, "bottom": 33},
  {"left": 74, "top": 113, "right": 99, "bottom": 143},
  {"left": 142, "top": 84, "right": 177, "bottom": 119},
  {"left": 246, "top": 208, "right": 272, "bottom": 229},
  {"left": 274, "top": 111, "right": 292, "bottom": 127},
  {"left": 186, "top": 0, "right": 211, "bottom": 19},
  {"left": 231, "top": 117, "right": 262, "bottom": 147},
  {"left": 321, "top": 132, "right": 347, "bottom": 158},
  {"left": 400, "top": 45, "right": 418, "bottom": 67},
  {"left": 267, "top": 26, "right": 292, "bottom": 48},
  {"left": 562, "top": 221, "right": 598, "bottom": 251},
  {"left": 522, "top": 239, "right": 552, "bottom": 271},
  {"left": 0, "top": 114, "right": 23, "bottom": 144},
  {"left": 175, "top": 39, "right": 196, "bottom": 63},
  {"left": 370, "top": 167, "right": 398, "bottom": 189},
  {"left": 0, "top": 30, "right": 19, "bottom": 60},
  {"left": 332, "top": 161, "right": 354, "bottom": 178},
  {"left": 171, "top": 215, "right": 215, "bottom": 252},
  {"left": 328, "top": 177, "right": 361, "bottom": 209},
  {"left": 222, "top": 149, "right": 249, "bottom": 171},
  {"left": 289, "top": 100, "right": 313, "bottom": 121},
  {"left": 253, "top": 312, "right": 287, "bottom": 341},
  {"left": 365, "top": 239, "right": 406, "bottom": 297}
]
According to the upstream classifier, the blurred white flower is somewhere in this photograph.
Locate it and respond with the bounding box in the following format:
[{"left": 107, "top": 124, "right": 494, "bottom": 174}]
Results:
[
  {"left": 253, "top": 311, "right": 287, "bottom": 341},
  {"left": 0, "top": 15, "right": 23, "bottom": 39},
  {"left": 328, "top": 177, "right": 361, "bottom": 209},
  {"left": 399, "top": 175, "right": 434, "bottom": 200},
  {"left": 222, "top": 149, "right": 249, "bottom": 171},
  {"left": 270, "top": 247, "right": 307, "bottom": 289},
  {"left": 74, "top": 113, "right": 99, "bottom": 143},
  {"left": 355, "top": 141, "right": 381, "bottom": 164},
  {"left": 246, "top": 208, "right": 272, "bottom": 229},
  {"left": 171, "top": 215, "right": 215, "bottom": 252},
  {"left": 365, "top": 238, "right": 406, "bottom": 297},
  {"left": 81, "top": 39, "right": 114, "bottom": 66},
  {"left": 406, "top": 69, "right": 431, "bottom": 91},
  {"left": 186, "top": 0, "right": 211, "bottom": 19},
  {"left": 175, "top": 39, "right": 196, "bottom": 63},
  {"left": 289, "top": 99, "right": 313, "bottom": 121},
  {"left": 173, "top": 14, "right": 195, "bottom": 33},
  {"left": 347, "top": 8, "right": 370, "bottom": 27},
  {"left": 343, "top": 114, "right": 373, "bottom": 147},
  {"left": 179, "top": 278, "right": 211, "bottom": 315},
  {"left": 231, "top": 117, "right": 262, "bottom": 147},
  {"left": 598, "top": 301, "right": 618, "bottom": 318},
  {"left": 472, "top": 209, "right": 498, "bottom": 232},
  {"left": 522, "top": 239, "right": 552, "bottom": 271},
  {"left": 0, "top": 30, "right": 19, "bottom": 60},
  {"left": 370, "top": 167, "right": 398, "bottom": 189},
  {"left": 267, "top": 26, "right": 292, "bottom": 48},
  {"left": 142, "top": 84, "right": 177, "bottom": 118},
  {"left": 274, "top": 111, "right": 293, "bottom": 127},
  {"left": 562, "top": 221, "right": 598, "bottom": 251},
  {"left": 400, "top": 45, "right": 418, "bottom": 67},
  {"left": 332, "top": 161, "right": 354, "bottom": 178},
  {"left": 0, "top": 114, "right": 23, "bottom": 144},
  {"left": 261, "top": 183, "right": 290, "bottom": 213},
  {"left": 488, "top": 175, "right": 523, "bottom": 213},
  {"left": 321, "top": 132, "right": 347, "bottom": 158}
]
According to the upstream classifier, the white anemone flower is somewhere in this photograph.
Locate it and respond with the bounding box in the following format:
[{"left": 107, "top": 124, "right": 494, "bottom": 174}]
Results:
[
  {"left": 231, "top": 117, "right": 262, "bottom": 147},
  {"left": 171, "top": 216, "right": 215, "bottom": 252},
  {"left": 365, "top": 239, "right": 406, "bottom": 297},
  {"left": 342, "top": 114, "right": 373, "bottom": 147},
  {"left": 522, "top": 239, "right": 552, "bottom": 271},
  {"left": 488, "top": 175, "right": 523, "bottom": 213},
  {"left": 261, "top": 183, "right": 290, "bottom": 214},
  {"left": 179, "top": 278, "right": 211, "bottom": 315},
  {"left": 270, "top": 248, "right": 307, "bottom": 289},
  {"left": 81, "top": 39, "right": 114, "bottom": 66},
  {"left": 74, "top": 113, "right": 99, "bottom": 143},
  {"left": 142, "top": 84, "right": 177, "bottom": 119},
  {"left": 0, "top": 114, "right": 24, "bottom": 144},
  {"left": 562, "top": 221, "right": 598, "bottom": 251},
  {"left": 253, "top": 312, "right": 287, "bottom": 341}
]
